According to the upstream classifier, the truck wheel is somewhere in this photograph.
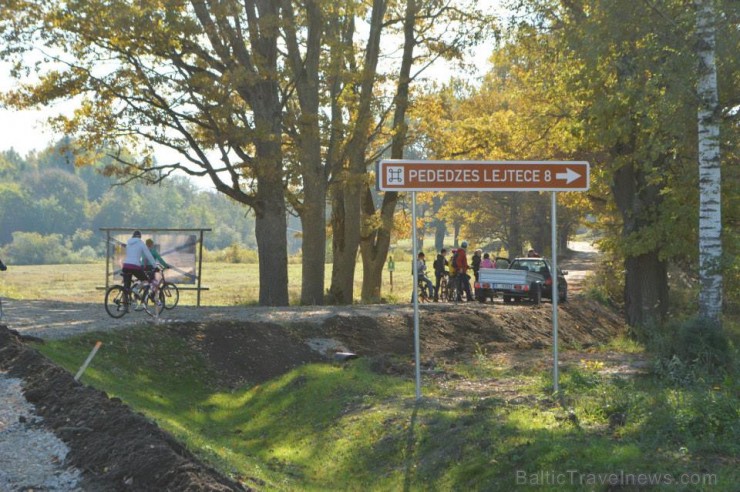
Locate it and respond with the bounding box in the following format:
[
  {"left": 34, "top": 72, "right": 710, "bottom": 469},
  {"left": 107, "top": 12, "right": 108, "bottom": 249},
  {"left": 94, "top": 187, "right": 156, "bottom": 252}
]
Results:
[
  {"left": 559, "top": 288, "right": 568, "bottom": 303},
  {"left": 503, "top": 295, "right": 512, "bottom": 303},
  {"left": 530, "top": 284, "right": 542, "bottom": 305}
]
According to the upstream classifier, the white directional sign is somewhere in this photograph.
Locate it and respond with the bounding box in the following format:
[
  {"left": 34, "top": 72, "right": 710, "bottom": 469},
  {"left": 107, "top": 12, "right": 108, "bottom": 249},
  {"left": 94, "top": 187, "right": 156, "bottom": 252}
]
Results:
[{"left": 377, "top": 160, "right": 590, "bottom": 192}]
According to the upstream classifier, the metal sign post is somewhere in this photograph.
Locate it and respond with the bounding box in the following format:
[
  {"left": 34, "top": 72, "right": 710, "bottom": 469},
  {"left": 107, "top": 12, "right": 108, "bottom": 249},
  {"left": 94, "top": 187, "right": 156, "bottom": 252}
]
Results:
[
  {"left": 377, "top": 159, "right": 589, "bottom": 397},
  {"left": 551, "top": 192, "right": 559, "bottom": 394},
  {"left": 411, "top": 192, "right": 422, "bottom": 400}
]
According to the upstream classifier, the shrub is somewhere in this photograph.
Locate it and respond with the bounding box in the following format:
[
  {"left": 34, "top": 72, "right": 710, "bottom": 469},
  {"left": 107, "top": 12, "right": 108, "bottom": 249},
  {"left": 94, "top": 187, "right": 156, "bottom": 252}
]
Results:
[
  {"left": 650, "top": 316, "right": 735, "bottom": 383},
  {"left": 581, "top": 251, "right": 623, "bottom": 308},
  {"left": 3, "top": 232, "right": 70, "bottom": 264},
  {"left": 205, "top": 243, "right": 259, "bottom": 263},
  {"left": 72, "top": 245, "right": 99, "bottom": 262}
]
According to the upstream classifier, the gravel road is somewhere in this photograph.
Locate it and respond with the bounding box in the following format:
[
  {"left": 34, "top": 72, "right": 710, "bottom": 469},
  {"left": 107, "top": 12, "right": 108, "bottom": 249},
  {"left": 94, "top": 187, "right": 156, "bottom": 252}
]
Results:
[{"left": 2, "top": 300, "right": 422, "bottom": 339}]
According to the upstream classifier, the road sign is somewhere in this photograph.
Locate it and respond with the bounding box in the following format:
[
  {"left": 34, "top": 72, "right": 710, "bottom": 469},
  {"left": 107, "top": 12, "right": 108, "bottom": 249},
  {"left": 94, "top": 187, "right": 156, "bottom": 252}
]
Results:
[
  {"left": 377, "top": 159, "right": 589, "bottom": 192},
  {"left": 380, "top": 158, "right": 591, "bottom": 399}
]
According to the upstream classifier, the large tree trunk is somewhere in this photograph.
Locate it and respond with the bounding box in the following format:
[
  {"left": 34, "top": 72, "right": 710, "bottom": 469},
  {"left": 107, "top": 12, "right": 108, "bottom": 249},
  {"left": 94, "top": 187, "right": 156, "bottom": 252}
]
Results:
[
  {"left": 624, "top": 252, "right": 668, "bottom": 326},
  {"left": 329, "top": 0, "right": 387, "bottom": 304},
  {"left": 695, "top": 0, "right": 723, "bottom": 323},
  {"left": 612, "top": 160, "right": 669, "bottom": 325},
  {"left": 360, "top": 188, "right": 396, "bottom": 302},
  {"left": 252, "top": 79, "right": 289, "bottom": 306},
  {"left": 330, "top": 182, "right": 362, "bottom": 304},
  {"left": 300, "top": 176, "right": 327, "bottom": 304},
  {"left": 359, "top": 0, "right": 417, "bottom": 302},
  {"left": 243, "top": 1, "right": 288, "bottom": 306},
  {"left": 283, "top": 0, "right": 326, "bottom": 305},
  {"left": 255, "top": 178, "right": 289, "bottom": 306}
]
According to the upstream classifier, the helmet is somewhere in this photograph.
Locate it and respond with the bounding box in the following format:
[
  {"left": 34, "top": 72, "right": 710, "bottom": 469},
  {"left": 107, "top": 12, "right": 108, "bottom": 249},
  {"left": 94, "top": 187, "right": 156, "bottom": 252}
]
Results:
[
  {"left": 461, "top": 241, "right": 468, "bottom": 248},
  {"left": 132, "top": 230, "right": 141, "bottom": 238}
]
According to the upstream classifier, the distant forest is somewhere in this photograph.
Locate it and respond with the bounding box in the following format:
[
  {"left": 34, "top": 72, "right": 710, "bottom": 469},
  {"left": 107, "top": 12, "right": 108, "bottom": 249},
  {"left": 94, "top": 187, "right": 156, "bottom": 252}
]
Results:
[{"left": 0, "top": 140, "right": 300, "bottom": 264}]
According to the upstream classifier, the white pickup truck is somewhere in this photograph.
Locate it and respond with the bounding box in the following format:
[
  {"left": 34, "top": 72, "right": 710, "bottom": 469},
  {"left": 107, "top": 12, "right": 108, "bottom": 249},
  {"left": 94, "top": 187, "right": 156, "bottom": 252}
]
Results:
[
  {"left": 475, "top": 257, "right": 568, "bottom": 304},
  {"left": 475, "top": 266, "right": 545, "bottom": 304}
]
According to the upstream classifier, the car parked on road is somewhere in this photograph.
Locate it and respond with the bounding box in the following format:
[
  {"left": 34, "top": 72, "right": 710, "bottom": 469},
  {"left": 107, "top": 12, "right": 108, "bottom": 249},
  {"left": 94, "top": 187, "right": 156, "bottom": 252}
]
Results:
[{"left": 507, "top": 257, "right": 568, "bottom": 303}]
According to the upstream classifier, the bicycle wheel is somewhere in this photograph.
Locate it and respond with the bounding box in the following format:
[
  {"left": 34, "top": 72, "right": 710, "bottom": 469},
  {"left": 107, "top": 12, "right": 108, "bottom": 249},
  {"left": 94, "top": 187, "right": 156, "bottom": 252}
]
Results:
[
  {"left": 439, "top": 277, "right": 448, "bottom": 302},
  {"left": 161, "top": 282, "right": 179, "bottom": 310},
  {"left": 143, "top": 288, "right": 165, "bottom": 317},
  {"left": 416, "top": 281, "right": 427, "bottom": 303},
  {"left": 447, "top": 277, "right": 458, "bottom": 302},
  {"left": 104, "top": 285, "right": 128, "bottom": 318}
]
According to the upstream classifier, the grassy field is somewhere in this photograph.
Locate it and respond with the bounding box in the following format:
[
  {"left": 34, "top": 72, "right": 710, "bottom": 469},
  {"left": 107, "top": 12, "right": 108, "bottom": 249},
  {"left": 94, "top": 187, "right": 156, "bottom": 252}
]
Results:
[
  {"left": 0, "top": 260, "right": 418, "bottom": 306},
  {"left": 35, "top": 327, "right": 739, "bottom": 491}
]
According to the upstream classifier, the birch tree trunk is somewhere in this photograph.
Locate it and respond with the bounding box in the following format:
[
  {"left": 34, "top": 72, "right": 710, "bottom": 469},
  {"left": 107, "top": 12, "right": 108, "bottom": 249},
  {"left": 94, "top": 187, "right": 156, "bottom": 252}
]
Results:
[{"left": 695, "top": 0, "right": 723, "bottom": 323}]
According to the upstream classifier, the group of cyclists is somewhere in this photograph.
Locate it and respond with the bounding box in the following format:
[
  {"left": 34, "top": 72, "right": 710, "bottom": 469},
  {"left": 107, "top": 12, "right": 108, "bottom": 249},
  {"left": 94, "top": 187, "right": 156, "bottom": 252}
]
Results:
[{"left": 414, "top": 241, "right": 499, "bottom": 302}]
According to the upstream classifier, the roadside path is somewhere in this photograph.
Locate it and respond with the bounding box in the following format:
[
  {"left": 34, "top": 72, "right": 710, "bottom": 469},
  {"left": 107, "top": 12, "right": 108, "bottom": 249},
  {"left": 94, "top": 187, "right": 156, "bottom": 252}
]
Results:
[{"left": 1, "top": 300, "right": 422, "bottom": 340}]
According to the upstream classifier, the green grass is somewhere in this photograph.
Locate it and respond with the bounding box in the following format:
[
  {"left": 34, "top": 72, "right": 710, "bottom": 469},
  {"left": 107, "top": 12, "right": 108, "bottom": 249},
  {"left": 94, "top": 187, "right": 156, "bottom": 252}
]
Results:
[
  {"left": 0, "top": 260, "right": 419, "bottom": 306},
  {"left": 0, "top": 261, "right": 422, "bottom": 306},
  {"left": 34, "top": 328, "right": 739, "bottom": 491}
]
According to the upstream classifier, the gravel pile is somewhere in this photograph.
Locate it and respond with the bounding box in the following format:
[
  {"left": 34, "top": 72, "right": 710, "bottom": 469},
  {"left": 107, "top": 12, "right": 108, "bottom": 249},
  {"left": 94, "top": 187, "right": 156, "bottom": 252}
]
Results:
[{"left": 0, "top": 373, "right": 82, "bottom": 491}]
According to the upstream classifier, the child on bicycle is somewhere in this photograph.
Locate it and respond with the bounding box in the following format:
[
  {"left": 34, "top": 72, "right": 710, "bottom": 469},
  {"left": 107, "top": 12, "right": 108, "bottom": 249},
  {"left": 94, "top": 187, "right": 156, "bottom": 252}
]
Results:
[
  {"left": 412, "top": 252, "right": 434, "bottom": 301},
  {"left": 143, "top": 238, "right": 169, "bottom": 300},
  {"left": 144, "top": 239, "right": 170, "bottom": 271}
]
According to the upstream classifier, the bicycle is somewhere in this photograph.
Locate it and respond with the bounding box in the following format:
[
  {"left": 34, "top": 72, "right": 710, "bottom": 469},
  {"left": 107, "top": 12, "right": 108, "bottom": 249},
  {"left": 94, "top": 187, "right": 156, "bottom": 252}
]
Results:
[
  {"left": 446, "top": 274, "right": 461, "bottom": 302},
  {"left": 155, "top": 269, "right": 179, "bottom": 310},
  {"left": 437, "top": 272, "right": 449, "bottom": 302},
  {"left": 416, "top": 276, "right": 433, "bottom": 303},
  {"left": 105, "top": 278, "right": 165, "bottom": 318}
]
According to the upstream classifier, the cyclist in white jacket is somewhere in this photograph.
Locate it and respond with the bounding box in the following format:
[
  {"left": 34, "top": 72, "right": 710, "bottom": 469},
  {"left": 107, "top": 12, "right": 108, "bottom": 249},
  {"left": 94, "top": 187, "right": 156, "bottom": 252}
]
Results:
[{"left": 122, "top": 231, "right": 159, "bottom": 304}]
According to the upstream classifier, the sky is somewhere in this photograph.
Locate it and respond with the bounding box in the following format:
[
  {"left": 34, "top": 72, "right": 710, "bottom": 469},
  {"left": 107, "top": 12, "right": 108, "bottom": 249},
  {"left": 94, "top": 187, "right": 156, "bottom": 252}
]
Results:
[
  {"left": 0, "top": 77, "right": 59, "bottom": 157},
  {"left": 0, "top": 3, "right": 499, "bottom": 171}
]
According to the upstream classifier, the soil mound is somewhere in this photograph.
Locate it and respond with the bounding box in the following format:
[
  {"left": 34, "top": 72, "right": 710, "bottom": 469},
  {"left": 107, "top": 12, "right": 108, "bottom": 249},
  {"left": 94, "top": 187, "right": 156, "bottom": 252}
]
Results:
[
  {"left": 0, "top": 327, "right": 250, "bottom": 491},
  {"left": 165, "top": 299, "right": 625, "bottom": 392},
  {"left": 292, "top": 300, "right": 624, "bottom": 357}
]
